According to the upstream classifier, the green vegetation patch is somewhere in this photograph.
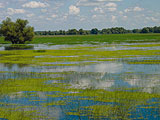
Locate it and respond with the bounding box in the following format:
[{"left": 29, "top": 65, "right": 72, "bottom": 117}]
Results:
[
  {"left": 0, "top": 107, "right": 34, "bottom": 120},
  {"left": 5, "top": 44, "right": 34, "bottom": 50},
  {"left": 65, "top": 89, "right": 160, "bottom": 119},
  {"left": 1, "top": 34, "right": 160, "bottom": 45},
  {"left": 1, "top": 45, "right": 160, "bottom": 66},
  {"left": 0, "top": 70, "right": 160, "bottom": 119},
  {"left": 31, "top": 34, "right": 160, "bottom": 44},
  {"left": 0, "top": 106, "right": 54, "bottom": 120}
]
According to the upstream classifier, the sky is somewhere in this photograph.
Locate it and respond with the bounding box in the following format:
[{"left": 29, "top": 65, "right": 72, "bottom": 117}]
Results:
[{"left": 0, "top": 0, "right": 160, "bottom": 31}]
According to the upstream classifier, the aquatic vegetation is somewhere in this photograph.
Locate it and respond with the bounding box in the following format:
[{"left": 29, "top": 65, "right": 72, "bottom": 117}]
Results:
[
  {"left": 1, "top": 44, "right": 160, "bottom": 67},
  {"left": 5, "top": 44, "right": 34, "bottom": 50},
  {"left": 0, "top": 47, "right": 160, "bottom": 66},
  {"left": 0, "top": 42, "right": 160, "bottom": 119}
]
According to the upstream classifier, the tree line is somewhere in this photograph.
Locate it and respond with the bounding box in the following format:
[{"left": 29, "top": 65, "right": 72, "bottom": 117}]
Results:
[
  {"left": 0, "top": 17, "right": 160, "bottom": 45},
  {"left": 35, "top": 26, "right": 160, "bottom": 36}
]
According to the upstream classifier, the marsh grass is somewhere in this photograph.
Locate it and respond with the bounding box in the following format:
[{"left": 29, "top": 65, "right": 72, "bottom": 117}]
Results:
[
  {"left": 0, "top": 74, "right": 159, "bottom": 119},
  {"left": 1, "top": 44, "right": 160, "bottom": 66},
  {"left": 0, "top": 41, "right": 160, "bottom": 119}
]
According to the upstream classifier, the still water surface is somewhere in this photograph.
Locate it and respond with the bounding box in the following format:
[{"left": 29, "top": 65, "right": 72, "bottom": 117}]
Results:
[{"left": 0, "top": 43, "right": 160, "bottom": 119}]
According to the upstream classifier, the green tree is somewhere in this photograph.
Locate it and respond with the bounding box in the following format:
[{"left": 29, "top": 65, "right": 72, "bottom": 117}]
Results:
[
  {"left": 90, "top": 28, "right": 99, "bottom": 34},
  {"left": 132, "top": 29, "right": 140, "bottom": 33},
  {"left": 0, "top": 18, "right": 34, "bottom": 44},
  {"left": 67, "top": 29, "right": 78, "bottom": 35},
  {"left": 101, "top": 29, "right": 112, "bottom": 34},
  {"left": 153, "top": 26, "right": 160, "bottom": 33},
  {"left": 141, "top": 27, "right": 150, "bottom": 33},
  {"left": 78, "top": 29, "right": 85, "bottom": 35}
]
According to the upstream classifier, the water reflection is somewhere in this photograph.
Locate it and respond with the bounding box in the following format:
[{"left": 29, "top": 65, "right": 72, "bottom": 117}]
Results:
[
  {"left": 1, "top": 61, "right": 160, "bottom": 92},
  {"left": 124, "top": 74, "right": 160, "bottom": 94},
  {"left": 0, "top": 43, "right": 160, "bottom": 119},
  {"left": 1, "top": 42, "right": 160, "bottom": 51}
]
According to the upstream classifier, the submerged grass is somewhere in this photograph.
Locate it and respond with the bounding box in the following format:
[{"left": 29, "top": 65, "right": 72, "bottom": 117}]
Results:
[
  {"left": 0, "top": 41, "right": 160, "bottom": 119},
  {"left": 1, "top": 45, "right": 160, "bottom": 66},
  {"left": 0, "top": 74, "right": 159, "bottom": 119}
]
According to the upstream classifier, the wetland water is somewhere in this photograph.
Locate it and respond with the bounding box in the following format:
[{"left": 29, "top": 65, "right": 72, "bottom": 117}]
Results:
[{"left": 0, "top": 43, "right": 160, "bottom": 119}]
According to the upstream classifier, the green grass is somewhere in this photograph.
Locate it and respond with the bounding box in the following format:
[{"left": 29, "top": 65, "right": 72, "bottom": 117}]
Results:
[
  {"left": 0, "top": 34, "right": 160, "bottom": 45},
  {"left": 31, "top": 34, "right": 160, "bottom": 44}
]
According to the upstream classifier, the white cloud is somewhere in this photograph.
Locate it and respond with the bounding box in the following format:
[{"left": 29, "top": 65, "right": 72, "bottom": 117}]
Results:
[
  {"left": 63, "top": 14, "right": 68, "bottom": 20},
  {"left": 51, "top": 14, "right": 57, "bottom": 18},
  {"left": 133, "top": 7, "right": 144, "bottom": 12},
  {"left": 122, "top": 15, "right": 127, "bottom": 20},
  {"left": 111, "top": 15, "right": 116, "bottom": 22},
  {"left": 108, "top": 7, "right": 117, "bottom": 11},
  {"left": 26, "top": 13, "right": 34, "bottom": 17},
  {"left": 146, "top": 17, "right": 158, "bottom": 22},
  {"left": 46, "top": 17, "right": 52, "bottom": 21},
  {"left": 80, "top": 17, "right": 86, "bottom": 21},
  {"left": 39, "top": 15, "right": 44, "bottom": 19},
  {"left": 22, "top": 1, "right": 49, "bottom": 8},
  {"left": 92, "top": 14, "right": 97, "bottom": 19},
  {"left": 119, "top": 11, "right": 123, "bottom": 15},
  {"left": 124, "top": 8, "right": 130, "bottom": 13},
  {"left": 0, "top": 3, "right": 4, "bottom": 8},
  {"left": 69, "top": 5, "right": 80, "bottom": 15},
  {"left": 41, "top": 9, "right": 47, "bottom": 13},
  {"left": 123, "top": 16, "right": 127, "bottom": 19},
  {"left": 105, "top": 3, "right": 117, "bottom": 11},
  {"left": 54, "top": 2, "right": 64, "bottom": 10},
  {"left": 92, "top": 2, "right": 117, "bottom": 14},
  {"left": 7, "top": 8, "right": 25, "bottom": 15},
  {"left": 93, "top": 2, "right": 117, "bottom": 13},
  {"left": 94, "top": 7, "right": 104, "bottom": 13},
  {"left": 77, "top": 0, "right": 121, "bottom": 6},
  {"left": 124, "top": 6, "right": 144, "bottom": 13},
  {"left": 105, "top": 2, "right": 117, "bottom": 7},
  {"left": 151, "top": 17, "right": 158, "bottom": 22}
]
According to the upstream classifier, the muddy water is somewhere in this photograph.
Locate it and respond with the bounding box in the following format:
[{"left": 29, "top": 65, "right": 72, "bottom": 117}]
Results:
[{"left": 0, "top": 43, "right": 160, "bottom": 119}]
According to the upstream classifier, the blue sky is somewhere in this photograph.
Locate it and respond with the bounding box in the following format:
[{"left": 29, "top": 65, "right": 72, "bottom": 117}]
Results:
[{"left": 0, "top": 0, "right": 159, "bottom": 30}]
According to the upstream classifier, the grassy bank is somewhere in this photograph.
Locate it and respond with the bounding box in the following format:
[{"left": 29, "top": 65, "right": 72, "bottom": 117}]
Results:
[{"left": 0, "top": 34, "right": 160, "bottom": 45}]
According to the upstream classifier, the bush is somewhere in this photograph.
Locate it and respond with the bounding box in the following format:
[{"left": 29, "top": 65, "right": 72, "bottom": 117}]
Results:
[{"left": 5, "top": 44, "right": 34, "bottom": 50}]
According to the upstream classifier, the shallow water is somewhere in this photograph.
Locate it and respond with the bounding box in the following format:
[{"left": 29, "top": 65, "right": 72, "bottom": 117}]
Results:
[{"left": 0, "top": 43, "right": 160, "bottom": 119}]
